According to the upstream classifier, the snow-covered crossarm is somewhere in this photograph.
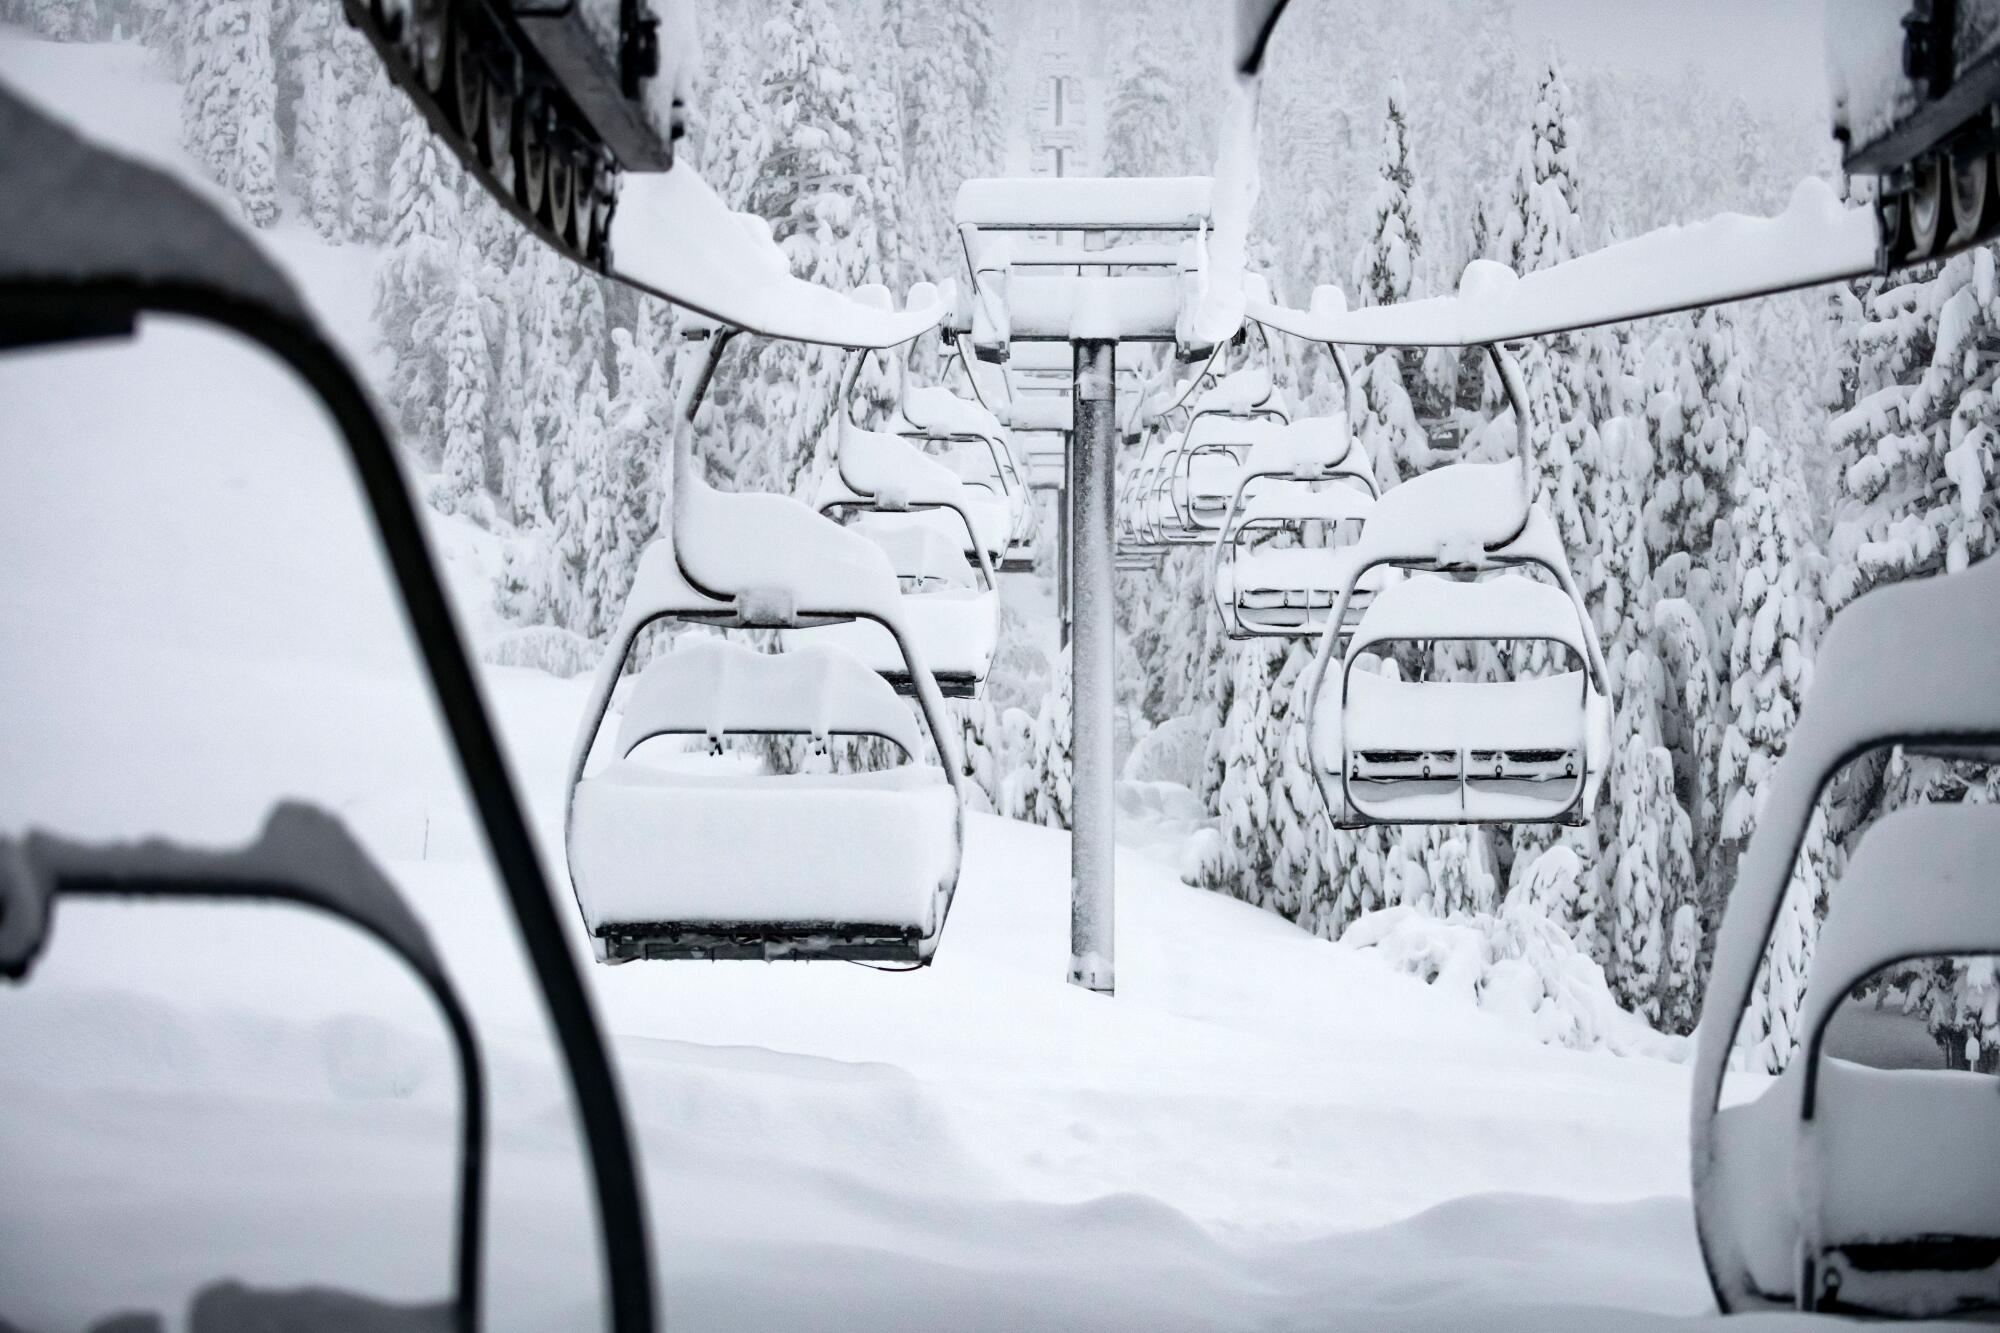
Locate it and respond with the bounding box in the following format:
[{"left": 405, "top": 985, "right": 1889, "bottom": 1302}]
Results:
[
  {"left": 1252, "top": 179, "right": 1878, "bottom": 348},
  {"left": 609, "top": 164, "right": 946, "bottom": 349}
]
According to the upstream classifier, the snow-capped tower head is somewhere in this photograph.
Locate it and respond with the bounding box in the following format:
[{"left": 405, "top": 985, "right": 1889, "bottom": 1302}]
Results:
[
  {"left": 852, "top": 283, "right": 893, "bottom": 313},
  {"left": 1309, "top": 284, "right": 1348, "bottom": 320}
]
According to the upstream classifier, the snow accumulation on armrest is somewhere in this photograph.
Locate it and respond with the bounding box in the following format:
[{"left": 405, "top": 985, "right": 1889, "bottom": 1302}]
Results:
[
  {"left": 1798, "top": 804, "right": 2000, "bottom": 1052},
  {"left": 610, "top": 164, "right": 946, "bottom": 349},
  {"left": 613, "top": 638, "right": 927, "bottom": 759},
  {"left": 954, "top": 176, "right": 1214, "bottom": 230},
  {"left": 675, "top": 483, "right": 902, "bottom": 619},
  {"left": 1249, "top": 178, "right": 1876, "bottom": 347},
  {"left": 1350, "top": 573, "right": 1591, "bottom": 659}
]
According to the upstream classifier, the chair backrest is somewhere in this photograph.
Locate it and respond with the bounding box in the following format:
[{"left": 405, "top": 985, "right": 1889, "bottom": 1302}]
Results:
[
  {"left": 1237, "top": 414, "right": 1364, "bottom": 485},
  {"left": 838, "top": 421, "right": 971, "bottom": 510},
  {"left": 614, "top": 638, "right": 927, "bottom": 759},
  {"left": 1346, "top": 572, "right": 1594, "bottom": 663},
  {"left": 1349, "top": 462, "right": 1560, "bottom": 572}
]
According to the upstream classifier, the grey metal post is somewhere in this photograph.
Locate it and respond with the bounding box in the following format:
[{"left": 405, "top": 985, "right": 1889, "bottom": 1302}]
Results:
[
  {"left": 1068, "top": 339, "right": 1116, "bottom": 994},
  {"left": 1057, "top": 431, "right": 1072, "bottom": 648}
]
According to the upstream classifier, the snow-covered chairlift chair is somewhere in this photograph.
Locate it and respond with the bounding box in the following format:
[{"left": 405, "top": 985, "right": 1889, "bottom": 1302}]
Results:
[
  {"left": 1208, "top": 405, "right": 1384, "bottom": 640},
  {"left": 1693, "top": 551, "right": 2000, "bottom": 1316},
  {"left": 1170, "top": 366, "right": 1290, "bottom": 534},
  {"left": 1702, "top": 805, "right": 2000, "bottom": 1318},
  {"left": 1302, "top": 348, "right": 1610, "bottom": 827},
  {"left": 564, "top": 332, "right": 967, "bottom": 964},
  {"left": 787, "top": 508, "right": 1001, "bottom": 698},
  {"left": 894, "top": 378, "right": 1038, "bottom": 571},
  {"left": 815, "top": 334, "right": 1012, "bottom": 574}
]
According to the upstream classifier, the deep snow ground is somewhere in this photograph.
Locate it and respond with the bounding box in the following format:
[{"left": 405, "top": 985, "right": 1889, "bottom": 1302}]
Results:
[{"left": 0, "top": 28, "right": 1874, "bottom": 1332}]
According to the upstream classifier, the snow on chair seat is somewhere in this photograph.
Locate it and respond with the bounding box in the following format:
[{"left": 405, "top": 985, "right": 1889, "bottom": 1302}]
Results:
[
  {"left": 1221, "top": 545, "right": 1377, "bottom": 632},
  {"left": 792, "top": 510, "right": 999, "bottom": 698},
  {"left": 568, "top": 637, "right": 961, "bottom": 963},
  {"left": 1330, "top": 671, "right": 1595, "bottom": 823},
  {"left": 1706, "top": 805, "right": 2000, "bottom": 1316},
  {"left": 783, "top": 564, "right": 999, "bottom": 700},
  {"left": 849, "top": 511, "right": 983, "bottom": 592}
]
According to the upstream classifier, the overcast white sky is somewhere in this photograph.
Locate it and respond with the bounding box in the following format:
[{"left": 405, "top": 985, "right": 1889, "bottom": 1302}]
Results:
[{"left": 1512, "top": 0, "right": 1830, "bottom": 115}]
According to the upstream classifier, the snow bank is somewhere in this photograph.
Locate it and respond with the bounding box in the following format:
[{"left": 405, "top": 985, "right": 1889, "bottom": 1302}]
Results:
[{"left": 1340, "top": 903, "right": 1685, "bottom": 1058}]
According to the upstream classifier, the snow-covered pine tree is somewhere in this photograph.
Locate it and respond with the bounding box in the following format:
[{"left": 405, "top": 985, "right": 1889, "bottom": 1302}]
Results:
[
  {"left": 435, "top": 255, "right": 491, "bottom": 520},
  {"left": 1024, "top": 646, "right": 1075, "bottom": 831},
  {"left": 374, "top": 106, "right": 461, "bottom": 458},
  {"left": 1717, "top": 426, "right": 1818, "bottom": 863},
  {"left": 1349, "top": 78, "right": 1428, "bottom": 488},
  {"left": 723, "top": 0, "right": 880, "bottom": 494},
  {"left": 891, "top": 0, "right": 1004, "bottom": 287},
  {"left": 1740, "top": 804, "right": 1835, "bottom": 1072},
  {"left": 1100, "top": 7, "right": 1209, "bottom": 177},
  {"left": 1208, "top": 640, "right": 1281, "bottom": 904},
  {"left": 181, "top": 0, "right": 280, "bottom": 226},
  {"left": 544, "top": 356, "right": 613, "bottom": 634},
  {"left": 584, "top": 318, "right": 672, "bottom": 637}
]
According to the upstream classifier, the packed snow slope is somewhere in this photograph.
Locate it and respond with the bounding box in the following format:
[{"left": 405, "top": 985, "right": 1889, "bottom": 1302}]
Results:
[{"left": 0, "top": 27, "right": 1924, "bottom": 1332}]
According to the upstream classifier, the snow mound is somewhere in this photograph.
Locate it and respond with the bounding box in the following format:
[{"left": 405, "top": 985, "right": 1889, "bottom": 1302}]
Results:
[
  {"left": 1121, "top": 714, "right": 1210, "bottom": 789},
  {"left": 1339, "top": 903, "right": 1686, "bottom": 1058},
  {"left": 481, "top": 625, "right": 600, "bottom": 678}
]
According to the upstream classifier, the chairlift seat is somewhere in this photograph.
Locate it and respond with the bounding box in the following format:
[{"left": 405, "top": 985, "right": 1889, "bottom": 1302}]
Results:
[
  {"left": 849, "top": 511, "right": 982, "bottom": 591},
  {"left": 568, "top": 639, "right": 960, "bottom": 962},
  {"left": 1311, "top": 572, "right": 1610, "bottom": 825}
]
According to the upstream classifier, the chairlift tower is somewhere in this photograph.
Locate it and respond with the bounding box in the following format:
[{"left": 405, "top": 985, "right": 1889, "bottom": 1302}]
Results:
[{"left": 955, "top": 175, "right": 1219, "bottom": 994}]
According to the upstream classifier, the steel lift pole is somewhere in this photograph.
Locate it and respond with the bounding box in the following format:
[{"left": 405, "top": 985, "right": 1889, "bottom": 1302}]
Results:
[
  {"left": 1067, "top": 339, "right": 1117, "bottom": 993},
  {"left": 1057, "top": 427, "right": 1073, "bottom": 650}
]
